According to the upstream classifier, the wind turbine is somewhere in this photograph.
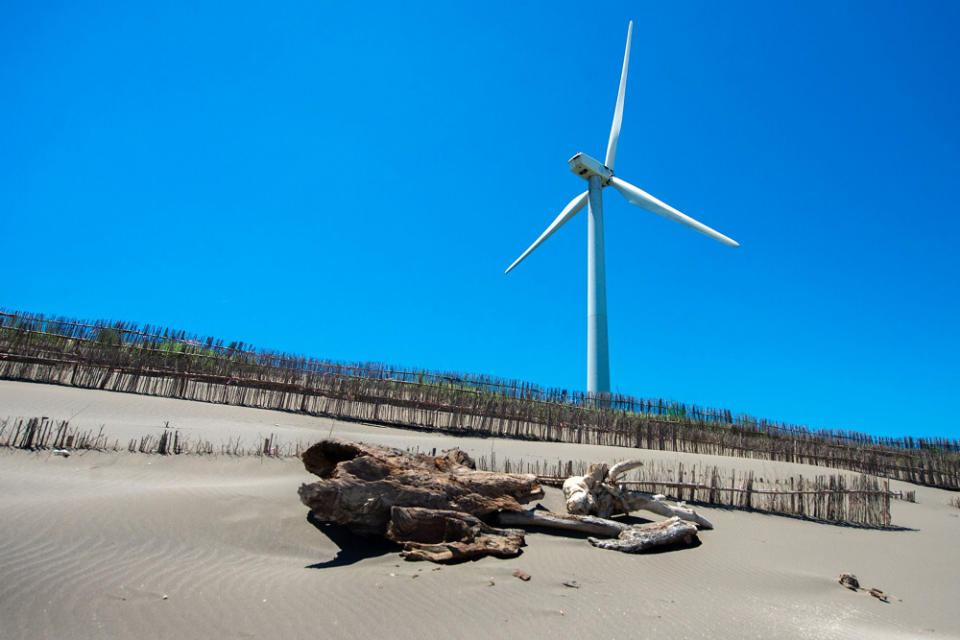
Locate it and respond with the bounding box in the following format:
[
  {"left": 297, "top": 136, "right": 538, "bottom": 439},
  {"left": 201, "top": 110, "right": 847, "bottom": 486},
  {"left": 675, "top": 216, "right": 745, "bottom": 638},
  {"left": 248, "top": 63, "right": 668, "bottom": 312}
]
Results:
[{"left": 505, "top": 21, "right": 739, "bottom": 402}]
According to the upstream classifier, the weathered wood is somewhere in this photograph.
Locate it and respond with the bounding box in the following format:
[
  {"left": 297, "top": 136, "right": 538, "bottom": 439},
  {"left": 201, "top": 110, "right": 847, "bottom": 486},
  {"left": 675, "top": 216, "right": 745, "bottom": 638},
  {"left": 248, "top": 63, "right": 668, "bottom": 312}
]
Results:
[
  {"left": 299, "top": 440, "right": 706, "bottom": 560},
  {"left": 387, "top": 507, "right": 526, "bottom": 562},
  {"left": 607, "top": 459, "right": 645, "bottom": 483},
  {"left": 496, "top": 508, "right": 628, "bottom": 537},
  {"left": 561, "top": 463, "right": 609, "bottom": 515},
  {"left": 298, "top": 439, "right": 543, "bottom": 536},
  {"left": 496, "top": 510, "right": 699, "bottom": 553},
  {"left": 561, "top": 460, "right": 714, "bottom": 529},
  {"left": 619, "top": 491, "right": 714, "bottom": 530},
  {"left": 587, "top": 516, "right": 699, "bottom": 553}
]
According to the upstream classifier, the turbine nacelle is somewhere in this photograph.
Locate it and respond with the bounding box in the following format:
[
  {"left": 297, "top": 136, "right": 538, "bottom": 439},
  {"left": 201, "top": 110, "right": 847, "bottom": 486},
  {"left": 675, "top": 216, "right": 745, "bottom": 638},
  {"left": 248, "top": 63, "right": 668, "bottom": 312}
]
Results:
[{"left": 568, "top": 152, "right": 613, "bottom": 185}]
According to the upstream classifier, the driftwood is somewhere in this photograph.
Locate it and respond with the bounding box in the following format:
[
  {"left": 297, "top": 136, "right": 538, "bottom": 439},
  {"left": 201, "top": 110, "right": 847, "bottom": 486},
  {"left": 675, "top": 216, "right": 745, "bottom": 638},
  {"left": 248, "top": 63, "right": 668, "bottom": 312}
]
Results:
[
  {"left": 496, "top": 510, "right": 699, "bottom": 552},
  {"left": 7, "top": 311, "right": 960, "bottom": 494},
  {"left": 299, "top": 440, "right": 543, "bottom": 534},
  {"left": 298, "top": 440, "right": 542, "bottom": 560},
  {"left": 562, "top": 460, "right": 714, "bottom": 529},
  {"left": 387, "top": 507, "right": 526, "bottom": 562},
  {"left": 587, "top": 516, "right": 699, "bottom": 552},
  {"left": 497, "top": 508, "right": 628, "bottom": 537},
  {"left": 299, "top": 440, "right": 708, "bottom": 562}
]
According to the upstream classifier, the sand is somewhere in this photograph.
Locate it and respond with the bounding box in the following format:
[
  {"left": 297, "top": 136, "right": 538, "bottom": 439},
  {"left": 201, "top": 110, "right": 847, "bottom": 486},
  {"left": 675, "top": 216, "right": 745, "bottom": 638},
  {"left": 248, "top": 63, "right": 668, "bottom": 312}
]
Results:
[{"left": 1, "top": 380, "right": 958, "bottom": 639}]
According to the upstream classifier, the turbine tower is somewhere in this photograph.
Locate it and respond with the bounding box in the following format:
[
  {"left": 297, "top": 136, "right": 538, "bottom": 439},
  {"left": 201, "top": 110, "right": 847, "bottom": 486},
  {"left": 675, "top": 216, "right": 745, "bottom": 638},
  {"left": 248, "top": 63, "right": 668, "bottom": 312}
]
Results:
[{"left": 505, "top": 21, "right": 738, "bottom": 402}]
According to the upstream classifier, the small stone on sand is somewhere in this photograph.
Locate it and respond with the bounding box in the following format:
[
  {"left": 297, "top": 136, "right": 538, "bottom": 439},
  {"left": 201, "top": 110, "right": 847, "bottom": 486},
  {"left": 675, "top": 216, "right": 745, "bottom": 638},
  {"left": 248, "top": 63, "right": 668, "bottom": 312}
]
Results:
[{"left": 838, "top": 573, "right": 860, "bottom": 590}]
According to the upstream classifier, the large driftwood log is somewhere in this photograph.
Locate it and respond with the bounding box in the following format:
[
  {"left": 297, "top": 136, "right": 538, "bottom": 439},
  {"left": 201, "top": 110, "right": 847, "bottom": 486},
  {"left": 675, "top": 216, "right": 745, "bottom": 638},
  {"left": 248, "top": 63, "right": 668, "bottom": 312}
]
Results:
[
  {"left": 299, "top": 440, "right": 543, "bottom": 536},
  {"left": 562, "top": 461, "right": 713, "bottom": 529},
  {"left": 298, "top": 440, "right": 543, "bottom": 561}
]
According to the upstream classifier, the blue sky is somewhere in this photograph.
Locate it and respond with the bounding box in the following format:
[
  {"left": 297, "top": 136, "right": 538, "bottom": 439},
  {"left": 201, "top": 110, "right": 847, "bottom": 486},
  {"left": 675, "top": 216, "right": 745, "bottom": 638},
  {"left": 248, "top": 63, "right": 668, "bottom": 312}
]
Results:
[{"left": 2, "top": 1, "right": 958, "bottom": 439}]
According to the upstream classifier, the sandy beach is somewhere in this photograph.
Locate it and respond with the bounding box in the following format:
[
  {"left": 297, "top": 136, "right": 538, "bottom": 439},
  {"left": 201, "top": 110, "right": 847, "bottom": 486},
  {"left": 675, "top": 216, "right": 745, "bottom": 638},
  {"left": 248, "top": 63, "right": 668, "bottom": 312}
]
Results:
[{"left": 1, "top": 380, "right": 958, "bottom": 639}]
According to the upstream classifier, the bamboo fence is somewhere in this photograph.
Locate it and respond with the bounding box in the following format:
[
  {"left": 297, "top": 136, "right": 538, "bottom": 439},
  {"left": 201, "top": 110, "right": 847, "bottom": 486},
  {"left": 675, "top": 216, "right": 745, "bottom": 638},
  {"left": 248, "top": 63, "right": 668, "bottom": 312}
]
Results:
[
  {"left": 1, "top": 310, "right": 958, "bottom": 490},
  {"left": 1, "top": 414, "right": 903, "bottom": 528},
  {"left": 471, "top": 455, "right": 906, "bottom": 528},
  {"left": 0, "top": 416, "right": 303, "bottom": 457}
]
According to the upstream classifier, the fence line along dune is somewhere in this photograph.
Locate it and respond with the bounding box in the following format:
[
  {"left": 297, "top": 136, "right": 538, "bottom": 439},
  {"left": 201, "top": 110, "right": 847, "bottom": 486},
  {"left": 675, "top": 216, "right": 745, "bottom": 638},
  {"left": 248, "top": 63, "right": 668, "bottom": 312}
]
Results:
[
  {"left": 0, "top": 416, "right": 304, "bottom": 457},
  {"left": 1, "top": 310, "right": 958, "bottom": 490},
  {"left": 1, "top": 414, "right": 904, "bottom": 529},
  {"left": 469, "top": 454, "right": 905, "bottom": 529}
]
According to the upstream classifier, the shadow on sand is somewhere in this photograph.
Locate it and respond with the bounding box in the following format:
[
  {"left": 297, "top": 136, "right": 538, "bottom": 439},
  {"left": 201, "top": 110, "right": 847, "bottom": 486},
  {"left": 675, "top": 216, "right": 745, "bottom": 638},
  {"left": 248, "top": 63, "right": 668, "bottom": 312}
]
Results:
[{"left": 305, "top": 512, "right": 399, "bottom": 569}]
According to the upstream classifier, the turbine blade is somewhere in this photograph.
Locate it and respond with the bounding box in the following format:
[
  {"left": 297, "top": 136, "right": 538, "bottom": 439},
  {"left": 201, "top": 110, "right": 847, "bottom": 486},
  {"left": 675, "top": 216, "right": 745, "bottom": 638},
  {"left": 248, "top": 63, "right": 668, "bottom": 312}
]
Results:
[
  {"left": 609, "top": 176, "right": 739, "bottom": 247},
  {"left": 505, "top": 191, "right": 590, "bottom": 274},
  {"left": 604, "top": 21, "right": 633, "bottom": 171}
]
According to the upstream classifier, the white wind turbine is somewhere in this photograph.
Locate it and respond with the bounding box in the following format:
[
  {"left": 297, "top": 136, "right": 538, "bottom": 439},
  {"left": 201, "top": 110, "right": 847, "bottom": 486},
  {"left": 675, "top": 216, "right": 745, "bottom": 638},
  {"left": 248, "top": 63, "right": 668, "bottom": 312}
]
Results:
[{"left": 505, "top": 21, "right": 739, "bottom": 402}]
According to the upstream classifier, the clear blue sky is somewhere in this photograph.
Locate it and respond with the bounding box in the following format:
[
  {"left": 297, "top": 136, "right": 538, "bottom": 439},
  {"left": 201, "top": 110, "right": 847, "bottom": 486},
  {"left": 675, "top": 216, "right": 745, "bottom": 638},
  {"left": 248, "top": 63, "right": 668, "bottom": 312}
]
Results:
[{"left": 2, "top": 1, "right": 958, "bottom": 439}]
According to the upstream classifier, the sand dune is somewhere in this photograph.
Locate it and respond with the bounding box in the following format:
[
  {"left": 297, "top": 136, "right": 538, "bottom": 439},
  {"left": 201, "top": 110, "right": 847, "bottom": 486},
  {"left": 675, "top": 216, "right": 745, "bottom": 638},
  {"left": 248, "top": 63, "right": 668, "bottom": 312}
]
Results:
[{"left": 1, "top": 380, "right": 958, "bottom": 639}]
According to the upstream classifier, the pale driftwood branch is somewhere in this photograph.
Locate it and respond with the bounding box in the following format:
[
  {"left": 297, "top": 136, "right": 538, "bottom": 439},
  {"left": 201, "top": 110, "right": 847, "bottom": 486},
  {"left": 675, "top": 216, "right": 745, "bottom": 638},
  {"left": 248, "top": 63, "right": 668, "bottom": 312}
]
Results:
[
  {"left": 562, "top": 463, "right": 613, "bottom": 515},
  {"left": 588, "top": 516, "right": 699, "bottom": 553},
  {"left": 607, "top": 459, "right": 644, "bottom": 483},
  {"left": 496, "top": 510, "right": 700, "bottom": 553},
  {"left": 496, "top": 508, "right": 628, "bottom": 537},
  {"left": 561, "top": 460, "right": 714, "bottom": 529},
  {"left": 619, "top": 491, "right": 713, "bottom": 530}
]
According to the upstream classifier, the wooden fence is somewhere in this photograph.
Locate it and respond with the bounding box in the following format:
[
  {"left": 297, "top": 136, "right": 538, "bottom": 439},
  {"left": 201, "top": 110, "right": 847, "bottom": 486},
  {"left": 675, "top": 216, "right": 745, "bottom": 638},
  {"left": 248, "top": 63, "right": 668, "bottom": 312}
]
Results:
[
  {"left": 2, "top": 414, "right": 904, "bottom": 529},
  {"left": 472, "top": 455, "right": 904, "bottom": 528},
  {"left": 0, "top": 416, "right": 303, "bottom": 457},
  {"left": 1, "top": 310, "right": 958, "bottom": 490}
]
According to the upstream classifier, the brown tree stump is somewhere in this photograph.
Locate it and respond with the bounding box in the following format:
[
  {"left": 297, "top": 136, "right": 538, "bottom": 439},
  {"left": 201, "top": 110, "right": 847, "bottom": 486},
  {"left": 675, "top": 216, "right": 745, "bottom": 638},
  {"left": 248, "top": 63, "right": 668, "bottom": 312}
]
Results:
[{"left": 298, "top": 439, "right": 542, "bottom": 540}]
